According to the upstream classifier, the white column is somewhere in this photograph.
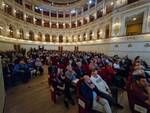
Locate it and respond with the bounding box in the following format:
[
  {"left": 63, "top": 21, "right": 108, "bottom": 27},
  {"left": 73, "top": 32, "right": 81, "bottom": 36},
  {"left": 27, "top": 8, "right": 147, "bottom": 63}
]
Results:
[
  {"left": 50, "top": 35, "right": 52, "bottom": 42},
  {"left": 49, "top": 10, "right": 51, "bottom": 28},
  {"left": 120, "top": 15, "right": 126, "bottom": 36},
  {"left": 0, "top": 0, "right": 4, "bottom": 9},
  {"left": 142, "top": 8, "right": 149, "bottom": 33},
  {"left": 33, "top": 5, "right": 36, "bottom": 24},
  {"left": 23, "top": 0, "right": 26, "bottom": 21},
  {"left": 147, "top": 6, "right": 150, "bottom": 32},
  {"left": 41, "top": 10, "right": 44, "bottom": 26},
  {"left": 12, "top": 7, "right": 16, "bottom": 17},
  {"left": 95, "top": 0, "right": 97, "bottom": 7},
  {"left": 42, "top": 34, "right": 45, "bottom": 42},
  {"left": 102, "top": 0, "right": 106, "bottom": 16},
  {"left": 93, "top": 29, "right": 97, "bottom": 40}
]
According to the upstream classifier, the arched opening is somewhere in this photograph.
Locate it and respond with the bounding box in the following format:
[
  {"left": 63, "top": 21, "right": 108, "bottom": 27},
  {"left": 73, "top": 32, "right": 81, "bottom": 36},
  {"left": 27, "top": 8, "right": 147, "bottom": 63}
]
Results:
[
  {"left": 66, "top": 37, "right": 69, "bottom": 43},
  {"left": 77, "top": 35, "right": 80, "bottom": 42},
  {"left": 105, "top": 25, "right": 110, "bottom": 38},
  {"left": 89, "top": 31, "right": 93, "bottom": 40},
  {"left": 97, "top": 29, "right": 100, "bottom": 39},
  {"left": 83, "top": 33, "right": 86, "bottom": 41},
  {"left": 45, "top": 34, "right": 50, "bottom": 42},
  {"left": 9, "top": 25, "right": 16, "bottom": 38},
  {"left": 59, "top": 35, "right": 63, "bottom": 43},
  {"left": 29, "top": 31, "right": 34, "bottom": 41}
]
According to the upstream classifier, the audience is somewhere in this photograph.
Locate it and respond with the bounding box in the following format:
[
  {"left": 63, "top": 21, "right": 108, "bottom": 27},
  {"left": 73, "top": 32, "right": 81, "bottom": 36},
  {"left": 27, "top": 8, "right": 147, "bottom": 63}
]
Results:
[
  {"left": 131, "top": 73, "right": 150, "bottom": 105},
  {"left": 90, "top": 69, "right": 123, "bottom": 109},
  {"left": 1, "top": 47, "right": 150, "bottom": 111}
]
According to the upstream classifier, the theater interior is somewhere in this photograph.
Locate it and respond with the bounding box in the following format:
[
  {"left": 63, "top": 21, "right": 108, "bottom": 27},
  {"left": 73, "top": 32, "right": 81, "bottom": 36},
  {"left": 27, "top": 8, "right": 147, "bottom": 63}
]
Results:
[{"left": 0, "top": 0, "right": 150, "bottom": 113}]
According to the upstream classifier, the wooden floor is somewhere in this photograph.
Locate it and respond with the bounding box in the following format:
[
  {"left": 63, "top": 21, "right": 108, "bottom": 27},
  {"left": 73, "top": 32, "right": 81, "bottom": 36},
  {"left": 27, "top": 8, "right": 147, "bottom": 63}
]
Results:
[{"left": 4, "top": 68, "right": 131, "bottom": 113}]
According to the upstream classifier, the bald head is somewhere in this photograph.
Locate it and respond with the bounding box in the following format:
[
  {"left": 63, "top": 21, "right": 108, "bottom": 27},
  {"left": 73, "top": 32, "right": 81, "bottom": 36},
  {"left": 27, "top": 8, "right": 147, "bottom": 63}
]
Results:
[{"left": 83, "top": 75, "right": 91, "bottom": 84}]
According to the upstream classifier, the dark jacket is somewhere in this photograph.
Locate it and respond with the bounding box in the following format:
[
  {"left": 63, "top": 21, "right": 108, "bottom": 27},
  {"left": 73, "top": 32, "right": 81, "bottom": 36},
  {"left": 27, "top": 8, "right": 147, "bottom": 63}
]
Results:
[{"left": 80, "top": 82, "right": 101, "bottom": 107}]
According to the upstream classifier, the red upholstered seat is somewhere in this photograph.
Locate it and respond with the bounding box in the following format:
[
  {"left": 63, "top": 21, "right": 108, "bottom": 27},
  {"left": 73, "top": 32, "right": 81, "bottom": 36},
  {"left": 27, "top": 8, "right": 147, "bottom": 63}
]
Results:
[
  {"left": 98, "top": 66, "right": 115, "bottom": 85},
  {"left": 126, "top": 81, "right": 150, "bottom": 113},
  {"left": 82, "top": 64, "right": 91, "bottom": 76}
]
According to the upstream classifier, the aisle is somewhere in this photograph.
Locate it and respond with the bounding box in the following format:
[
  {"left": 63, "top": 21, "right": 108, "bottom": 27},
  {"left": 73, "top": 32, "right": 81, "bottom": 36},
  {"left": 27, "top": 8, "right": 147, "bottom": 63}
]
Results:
[{"left": 4, "top": 71, "right": 77, "bottom": 113}]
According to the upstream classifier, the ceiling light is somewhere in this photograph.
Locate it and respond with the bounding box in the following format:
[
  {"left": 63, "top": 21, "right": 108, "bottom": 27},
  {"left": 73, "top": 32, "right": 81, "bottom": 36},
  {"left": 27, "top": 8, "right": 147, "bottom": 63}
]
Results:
[
  {"left": 71, "top": 9, "right": 76, "bottom": 14},
  {"left": 89, "top": 0, "right": 92, "bottom": 4},
  {"left": 133, "top": 17, "right": 137, "bottom": 21},
  {"left": 35, "top": 7, "right": 38, "bottom": 10},
  {"left": 0, "top": 26, "right": 3, "bottom": 30},
  {"left": 111, "top": 2, "right": 114, "bottom": 6},
  {"left": 39, "top": 8, "right": 43, "bottom": 11},
  {"left": 2, "top": 2, "right": 5, "bottom": 6}
]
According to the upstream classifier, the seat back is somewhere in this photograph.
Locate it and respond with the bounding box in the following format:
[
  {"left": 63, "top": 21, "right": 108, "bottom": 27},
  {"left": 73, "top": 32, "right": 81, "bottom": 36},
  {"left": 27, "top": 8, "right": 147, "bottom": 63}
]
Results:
[
  {"left": 126, "top": 81, "right": 150, "bottom": 113},
  {"left": 126, "top": 81, "right": 134, "bottom": 111},
  {"left": 76, "top": 78, "right": 93, "bottom": 113}
]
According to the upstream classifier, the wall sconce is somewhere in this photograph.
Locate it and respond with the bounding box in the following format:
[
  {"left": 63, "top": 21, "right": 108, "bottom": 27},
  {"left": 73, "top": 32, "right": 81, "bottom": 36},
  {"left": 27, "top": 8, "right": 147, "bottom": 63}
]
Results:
[
  {"left": 115, "top": 44, "right": 119, "bottom": 48},
  {"left": 2, "top": 2, "right": 5, "bottom": 7},
  {"left": 144, "top": 43, "right": 150, "bottom": 47},
  {"left": 26, "top": 33, "right": 29, "bottom": 37},
  {"left": 17, "top": 30, "right": 20, "bottom": 35},
  {"left": 0, "top": 26, "right": 3, "bottom": 30},
  {"left": 128, "top": 43, "right": 133, "bottom": 47},
  {"left": 13, "top": 9, "right": 16, "bottom": 14}
]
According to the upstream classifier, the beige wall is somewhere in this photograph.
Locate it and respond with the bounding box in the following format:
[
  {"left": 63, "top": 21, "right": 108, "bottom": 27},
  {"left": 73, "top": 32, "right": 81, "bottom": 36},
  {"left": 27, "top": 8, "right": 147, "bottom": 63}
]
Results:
[{"left": 0, "top": 35, "right": 150, "bottom": 64}]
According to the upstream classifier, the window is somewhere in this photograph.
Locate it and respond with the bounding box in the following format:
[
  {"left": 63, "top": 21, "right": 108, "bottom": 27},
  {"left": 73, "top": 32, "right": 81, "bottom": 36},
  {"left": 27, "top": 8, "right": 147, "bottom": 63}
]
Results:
[
  {"left": 45, "top": 34, "right": 50, "bottom": 42},
  {"left": 59, "top": 35, "right": 63, "bottom": 43},
  {"left": 15, "top": 0, "right": 23, "bottom": 5}
]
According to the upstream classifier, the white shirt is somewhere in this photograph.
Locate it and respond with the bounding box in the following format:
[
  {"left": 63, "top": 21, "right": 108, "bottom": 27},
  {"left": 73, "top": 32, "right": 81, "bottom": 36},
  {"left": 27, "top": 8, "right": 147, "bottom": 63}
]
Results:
[
  {"left": 113, "top": 63, "right": 120, "bottom": 69},
  {"left": 90, "top": 75, "right": 109, "bottom": 95}
]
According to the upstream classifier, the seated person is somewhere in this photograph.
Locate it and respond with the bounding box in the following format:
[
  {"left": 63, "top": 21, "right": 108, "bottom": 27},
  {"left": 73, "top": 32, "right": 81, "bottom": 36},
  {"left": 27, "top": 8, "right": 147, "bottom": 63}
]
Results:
[
  {"left": 113, "top": 59, "right": 126, "bottom": 88},
  {"left": 65, "top": 66, "right": 77, "bottom": 81},
  {"left": 52, "top": 68, "right": 65, "bottom": 90},
  {"left": 27, "top": 59, "right": 36, "bottom": 77},
  {"left": 2, "top": 62, "right": 11, "bottom": 89},
  {"left": 90, "top": 69, "right": 123, "bottom": 109},
  {"left": 131, "top": 73, "right": 150, "bottom": 105},
  {"left": 80, "top": 75, "right": 112, "bottom": 113},
  {"left": 18, "top": 60, "right": 30, "bottom": 83},
  {"left": 35, "top": 58, "right": 44, "bottom": 75},
  {"left": 74, "top": 61, "right": 84, "bottom": 78},
  {"left": 99, "top": 63, "right": 116, "bottom": 85}
]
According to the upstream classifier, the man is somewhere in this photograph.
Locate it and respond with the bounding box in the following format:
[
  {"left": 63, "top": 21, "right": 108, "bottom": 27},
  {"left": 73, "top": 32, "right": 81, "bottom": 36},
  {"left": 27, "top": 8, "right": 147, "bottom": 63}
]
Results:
[
  {"left": 65, "top": 66, "right": 77, "bottom": 81},
  {"left": 90, "top": 69, "right": 123, "bottom": 109},
  {"left": 80, "top": 75, "right": 112, "bottom": 113},
  {"left": 131, "top": 73, "right": 150, "bottom": 105},
  {"left": 35, "top": 58, "right": 43, "bottom": 75},
  {"left": 74, "top": 61, "right": 84, "bottom": 78}
]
